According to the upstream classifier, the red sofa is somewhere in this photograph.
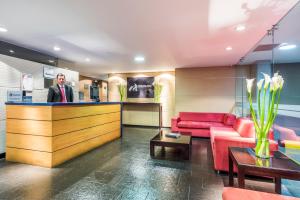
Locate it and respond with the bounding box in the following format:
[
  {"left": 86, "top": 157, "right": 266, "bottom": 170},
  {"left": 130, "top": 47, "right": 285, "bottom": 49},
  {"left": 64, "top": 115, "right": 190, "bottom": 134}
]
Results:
[
  {"left": 171, "top": 112, "right": 236, "bottom": 137},
  {"left": 223, "top": 187, "right": 300, "bottom": 200},
  {"left": 211, "top": 118, "right": 278, "bottom": 172}
]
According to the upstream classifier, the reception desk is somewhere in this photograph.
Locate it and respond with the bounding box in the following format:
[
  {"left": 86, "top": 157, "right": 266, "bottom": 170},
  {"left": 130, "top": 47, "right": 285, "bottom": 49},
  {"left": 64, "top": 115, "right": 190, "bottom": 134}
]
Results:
[{"left": 5, "top": 102, "right": 121, "bottom": 167}]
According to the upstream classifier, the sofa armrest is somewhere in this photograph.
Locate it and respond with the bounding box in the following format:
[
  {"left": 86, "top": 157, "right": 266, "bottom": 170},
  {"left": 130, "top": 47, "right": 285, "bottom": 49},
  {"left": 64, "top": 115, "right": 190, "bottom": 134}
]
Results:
[{"left": 171, "top": 116, "right": 180, "bottom": 132}]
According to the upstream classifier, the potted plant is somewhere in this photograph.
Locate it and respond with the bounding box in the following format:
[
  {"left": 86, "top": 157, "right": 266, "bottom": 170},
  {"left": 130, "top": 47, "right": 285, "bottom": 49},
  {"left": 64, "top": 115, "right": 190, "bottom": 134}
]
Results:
[{"left": 246, "top": 72, "right": 284, "bottom": 158}]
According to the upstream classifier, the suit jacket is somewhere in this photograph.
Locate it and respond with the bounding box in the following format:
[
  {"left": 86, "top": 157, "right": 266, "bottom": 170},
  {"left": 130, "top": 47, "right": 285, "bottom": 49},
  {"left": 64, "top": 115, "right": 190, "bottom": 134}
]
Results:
[{"left": 47, "top": 84, "right": 74, "bottom": 102}]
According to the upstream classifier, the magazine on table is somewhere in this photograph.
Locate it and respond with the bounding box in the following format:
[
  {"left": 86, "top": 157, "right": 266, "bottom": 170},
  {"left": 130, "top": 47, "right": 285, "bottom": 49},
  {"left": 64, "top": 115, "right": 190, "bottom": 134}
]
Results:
[{"left": 165, "top": 132, "right": 181, "bottom": 138}]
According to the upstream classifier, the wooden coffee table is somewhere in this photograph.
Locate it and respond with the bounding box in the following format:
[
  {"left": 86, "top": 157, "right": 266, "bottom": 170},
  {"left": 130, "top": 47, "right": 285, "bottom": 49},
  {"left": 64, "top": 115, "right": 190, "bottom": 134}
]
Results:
[
  {"left": 228, "top": 147, "right": 300, "bottom": 194},
  {"left": 150, "top": 130, "right": 192, "bottom": 160}
]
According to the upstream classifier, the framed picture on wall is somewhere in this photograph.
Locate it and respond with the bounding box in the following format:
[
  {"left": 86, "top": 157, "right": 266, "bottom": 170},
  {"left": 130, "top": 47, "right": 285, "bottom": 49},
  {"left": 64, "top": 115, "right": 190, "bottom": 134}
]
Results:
[{"left": 127, "top": 77, "right": 154, "bottom": 98}]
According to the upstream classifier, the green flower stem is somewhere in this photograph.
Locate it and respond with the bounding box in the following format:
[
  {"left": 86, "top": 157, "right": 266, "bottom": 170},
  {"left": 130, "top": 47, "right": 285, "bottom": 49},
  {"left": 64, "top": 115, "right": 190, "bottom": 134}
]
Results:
[
  {"left": 248, "top": 93, "right": 260, "bottom": 133},
  {"left": 260, "top": 88, "right": 267, "bottom": 133},
  {"left": 258, "top": 89, "right": 261, "bottom": 119}
]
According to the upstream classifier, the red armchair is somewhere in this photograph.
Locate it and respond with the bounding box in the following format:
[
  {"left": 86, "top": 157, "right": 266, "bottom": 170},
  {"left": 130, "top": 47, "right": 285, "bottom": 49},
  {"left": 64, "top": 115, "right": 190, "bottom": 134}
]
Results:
[{"left": 211, "top": 118, "right": 278, "bottom": 172}]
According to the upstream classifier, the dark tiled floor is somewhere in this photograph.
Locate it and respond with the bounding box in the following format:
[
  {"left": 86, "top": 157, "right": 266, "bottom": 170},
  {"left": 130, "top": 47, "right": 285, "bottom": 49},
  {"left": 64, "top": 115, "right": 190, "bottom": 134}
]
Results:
[{"left": 0, "top": 127, "right": 275, "bottom": 200}]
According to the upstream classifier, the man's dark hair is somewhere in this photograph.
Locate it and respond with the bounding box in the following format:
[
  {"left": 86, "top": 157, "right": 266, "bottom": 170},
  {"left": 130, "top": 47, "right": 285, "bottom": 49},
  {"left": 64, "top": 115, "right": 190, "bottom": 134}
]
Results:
[{"left": 56, "top": 73, "right": 65, "bottom": 79}]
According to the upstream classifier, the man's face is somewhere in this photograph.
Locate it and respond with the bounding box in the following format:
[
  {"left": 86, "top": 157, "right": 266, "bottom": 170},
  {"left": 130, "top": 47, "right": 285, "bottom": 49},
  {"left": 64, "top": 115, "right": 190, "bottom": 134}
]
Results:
[{"left": 57, "top": 75, "right": 65, "bottom": 85}]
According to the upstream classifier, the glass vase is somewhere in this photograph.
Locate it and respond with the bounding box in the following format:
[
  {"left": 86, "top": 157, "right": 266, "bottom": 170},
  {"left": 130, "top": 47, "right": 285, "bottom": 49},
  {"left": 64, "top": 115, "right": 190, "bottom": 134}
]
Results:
[{"left": 255, "top": 138, "right": 270, "bottom": 159}]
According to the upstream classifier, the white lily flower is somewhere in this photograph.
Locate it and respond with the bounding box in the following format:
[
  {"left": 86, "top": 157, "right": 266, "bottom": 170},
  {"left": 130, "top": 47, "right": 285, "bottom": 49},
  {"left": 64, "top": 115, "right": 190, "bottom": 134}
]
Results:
[
  {"left": 246, "top": 79, "right": 255, "bottom": 93},
  {"left": 271, "top": 72, "right": 284, "bottom": 91},
  {"left": 271, "top": 76, "right": 280, "bottom": 91},
  {"left": 277, "top": 74, "right": 284, "bottom": 89},
  {"left": 262, "top": 73, "right": 271, "bottom": 89},
  {"left": 257, "top": 79, "right": 264, "bottom": 91}
]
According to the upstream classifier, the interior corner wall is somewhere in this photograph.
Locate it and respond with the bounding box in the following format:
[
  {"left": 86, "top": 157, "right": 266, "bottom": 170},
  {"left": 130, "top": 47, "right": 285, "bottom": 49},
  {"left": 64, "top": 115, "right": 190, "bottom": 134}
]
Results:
[
  {"left": 108, "top": 71, "right": 175, "bottom": 127},
  {"left": 175, "top": 66, "right": 237, "bottom": 115},
  {"left": 0, "top": 54, "right": 79, "bottom": 154}
]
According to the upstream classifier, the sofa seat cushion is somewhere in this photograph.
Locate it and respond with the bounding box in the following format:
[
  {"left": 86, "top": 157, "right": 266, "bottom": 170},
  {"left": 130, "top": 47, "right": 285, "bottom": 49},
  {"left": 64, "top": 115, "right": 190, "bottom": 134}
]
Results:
[{"left": 177, "top": 121, "right": 225, "bottom": 129}]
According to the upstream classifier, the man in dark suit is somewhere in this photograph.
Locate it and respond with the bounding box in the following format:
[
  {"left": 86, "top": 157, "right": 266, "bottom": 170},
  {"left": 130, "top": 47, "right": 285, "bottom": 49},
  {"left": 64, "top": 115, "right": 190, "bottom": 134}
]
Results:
[{"left": 47, "top": 73, "right": 74, "bottom": 102}]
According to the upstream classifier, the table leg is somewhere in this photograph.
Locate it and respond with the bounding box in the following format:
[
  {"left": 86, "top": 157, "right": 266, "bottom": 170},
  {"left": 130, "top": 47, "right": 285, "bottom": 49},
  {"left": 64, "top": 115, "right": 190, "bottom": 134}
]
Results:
[
  {"left": 237, "top": 168, "right": 245, "bottom": 188},
  {"left": 150, "top": 143, "right": 154, "bottom": 157},
  {"left": 229, "top": 154, "right": 234, "bottom": 186},
  {"left": 275, "top": 177, "right": 281, "bottom": 194},
  {"left": 185, "top": 146, "right": 190, "bottom": 160}
]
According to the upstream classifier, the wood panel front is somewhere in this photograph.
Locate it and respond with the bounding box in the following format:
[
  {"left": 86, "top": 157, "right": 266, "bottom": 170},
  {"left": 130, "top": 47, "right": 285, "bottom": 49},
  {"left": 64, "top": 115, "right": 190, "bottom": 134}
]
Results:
[
  {"left": 52, "top": 112, "right": 120, "bottom": 135},
  {"left": 52, "top": 121, "right": 120, "bottom": 151},
  {"left": 6, "top": 103, "right": 122, "bottom": 168},
  {"left": 53, "top": 129, "right": 120, "bottom": 167},
  {"left": 6, "top": 105, "right": 52, "bottom": 120},
  {"left": 6, "top": 119, "right": 52, "bottom": 136},
  {"left": 6, "top": 147, "right": 52, "bottom": 167},
  {"left": 52, "top": 104, "right": 121, "bottom": 120},
  {"left": 6, "top": 133, "right": 52, "bottom": 152}
]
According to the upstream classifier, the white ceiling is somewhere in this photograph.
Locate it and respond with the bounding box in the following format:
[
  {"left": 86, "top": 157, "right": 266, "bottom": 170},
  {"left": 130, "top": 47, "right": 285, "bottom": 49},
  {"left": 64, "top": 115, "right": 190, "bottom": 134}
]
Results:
[
  {"left": 0, "top": 0, "right": 298, "bottom": 77},
  {"left": 241, "top": 1, "right": 300, "bottom": 65}
]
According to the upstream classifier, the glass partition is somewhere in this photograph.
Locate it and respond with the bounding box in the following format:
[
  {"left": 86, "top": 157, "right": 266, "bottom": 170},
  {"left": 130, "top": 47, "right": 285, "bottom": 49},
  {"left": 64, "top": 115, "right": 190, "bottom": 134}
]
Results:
[{"left": 237, "top": 2, "right": 300, "bottom": 197}]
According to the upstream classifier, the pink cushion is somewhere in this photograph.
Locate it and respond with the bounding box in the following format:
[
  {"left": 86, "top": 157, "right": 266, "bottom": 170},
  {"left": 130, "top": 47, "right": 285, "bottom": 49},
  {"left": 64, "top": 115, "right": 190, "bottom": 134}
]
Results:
[
  {"left": 234, "top": 118, "right": 255, "bottom": 138},
  {"left": 273, "top": 124, "right": 300, "bottom": 141},
  {"left": 222, "top": 187, "right": 300, "bottom": 200},
  {"left": 223, "top": 114, "right": 236, "bottom": 126},
  {"left": 179, "top": 112, "right": 225, "bottom": 122},
  {"left": 177, "top": 121, "right": 225, "bottom": 129}
]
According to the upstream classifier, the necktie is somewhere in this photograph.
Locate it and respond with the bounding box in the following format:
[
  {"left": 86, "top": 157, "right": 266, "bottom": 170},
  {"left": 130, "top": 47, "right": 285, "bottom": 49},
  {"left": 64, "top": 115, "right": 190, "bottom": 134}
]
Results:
[{"left": 60, "top": 87, "right": 66, "bottom": 102}]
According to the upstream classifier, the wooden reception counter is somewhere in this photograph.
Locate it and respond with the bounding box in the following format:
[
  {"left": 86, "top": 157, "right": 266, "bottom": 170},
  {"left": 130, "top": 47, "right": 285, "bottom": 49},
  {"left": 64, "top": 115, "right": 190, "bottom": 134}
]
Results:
[{"left": 5, "top": 102, "right": 121, "bottom": 168}]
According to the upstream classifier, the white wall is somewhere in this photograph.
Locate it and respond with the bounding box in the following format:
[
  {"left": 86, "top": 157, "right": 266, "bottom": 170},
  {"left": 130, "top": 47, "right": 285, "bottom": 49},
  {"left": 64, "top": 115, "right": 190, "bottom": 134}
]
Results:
[
  {"left": 175, "top": 67, "right": 236, "bottom": 115},
  {"left": 0, "top": 54, "right": 79, "bottom": 153}
]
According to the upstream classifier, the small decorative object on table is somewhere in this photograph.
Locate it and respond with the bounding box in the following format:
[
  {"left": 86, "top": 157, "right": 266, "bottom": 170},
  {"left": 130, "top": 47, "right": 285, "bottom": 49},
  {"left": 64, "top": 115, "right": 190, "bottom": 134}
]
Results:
[
  {"left": 165, "top": 132, "right": 181, "bottom": 139},
  {"left": 246, "top": 72, "right": 284, "bottom": 159}
]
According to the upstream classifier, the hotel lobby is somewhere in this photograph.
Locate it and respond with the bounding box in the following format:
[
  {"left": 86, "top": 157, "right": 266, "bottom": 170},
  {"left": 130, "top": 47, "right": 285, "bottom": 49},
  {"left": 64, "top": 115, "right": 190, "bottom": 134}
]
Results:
[{"left": 0, "top": 1, "right": 300, "bottom": 199}]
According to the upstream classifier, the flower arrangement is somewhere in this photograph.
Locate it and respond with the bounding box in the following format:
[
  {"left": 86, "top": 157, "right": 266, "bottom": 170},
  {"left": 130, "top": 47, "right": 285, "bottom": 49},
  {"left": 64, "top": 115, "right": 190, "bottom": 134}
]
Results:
[
  {"left": 154, "top": 83, "right": 163, "bottom": 103},
  {"left": 246, "top": 72, "right": 284, "bottom": 158},
  {"left": 117, "top": 84, "right": 126, "bottom": 102}
]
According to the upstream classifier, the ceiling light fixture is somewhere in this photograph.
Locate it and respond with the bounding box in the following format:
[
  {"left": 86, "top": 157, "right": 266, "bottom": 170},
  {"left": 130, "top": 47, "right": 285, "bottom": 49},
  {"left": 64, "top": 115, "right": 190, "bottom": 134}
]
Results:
[
  {"left": 236, "top": 25, "right": 245, "bottom": 32},
  {"left": 0, "top": 27, "right": 8, "bottom": 32},
  {"left": 278, "top": 43, "right": 296, "bottom": 50},
  {"left": 226, "top": 46, "right": 233, "bottom": 51},
  {"left": 53, "top": 46, "right": 61, "bottom": 51},
  {"left": 85, "top": 58, "right": 90, "bottom": 62},
  {"left": 9, "top": 50, "right": 14, "bottom": 53},
  {"left": 134, "top": 56, "right": 145, "bottom": 63}
]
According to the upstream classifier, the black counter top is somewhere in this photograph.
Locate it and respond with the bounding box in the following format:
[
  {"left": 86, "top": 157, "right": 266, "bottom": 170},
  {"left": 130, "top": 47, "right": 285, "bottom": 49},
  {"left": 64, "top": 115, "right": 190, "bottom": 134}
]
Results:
[{"left": 5, "top": 102, "right": 122, "bottom": 106}]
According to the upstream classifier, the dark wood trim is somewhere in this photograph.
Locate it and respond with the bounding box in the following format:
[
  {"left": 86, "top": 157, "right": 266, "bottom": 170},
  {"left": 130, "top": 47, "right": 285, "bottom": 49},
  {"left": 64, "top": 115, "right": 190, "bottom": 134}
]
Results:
[
  {"left": 122, "top": 124, "right": 170, "bottom": 129},
  {"left": 0, "top": 153, "right": 5, "bottom": 159}
]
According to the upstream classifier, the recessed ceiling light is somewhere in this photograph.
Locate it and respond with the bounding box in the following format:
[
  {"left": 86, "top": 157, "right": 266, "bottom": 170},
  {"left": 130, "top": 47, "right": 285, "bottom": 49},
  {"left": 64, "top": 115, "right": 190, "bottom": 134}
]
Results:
[
  {"left": 134, "top": 56, "right": 145, "bottom": 62},
  {"left": 53, "top": 46, "right": 61, "bottom": 51},
  {"left": 226, "top": 46, "right": 233, "bottom": 51},
  {"left": 278, "top": 43, "right": 296, "bottom": 50},
  {"left": 48, "top": 60, "right": 54, "bottom": 63},
  {"left": 236, "top": 25, "right": 245, "bottom": 32},
  {"left": 85, "top": 58, "right": 90, "bottom": 62},
  {"left": 0, "top": 27, "right": 8, "bottom": 32},
  {"left": 9, "top": 50, "right": 14, "bottom": 53}
]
